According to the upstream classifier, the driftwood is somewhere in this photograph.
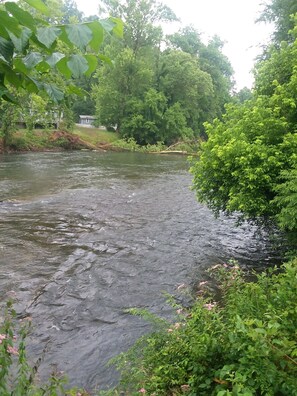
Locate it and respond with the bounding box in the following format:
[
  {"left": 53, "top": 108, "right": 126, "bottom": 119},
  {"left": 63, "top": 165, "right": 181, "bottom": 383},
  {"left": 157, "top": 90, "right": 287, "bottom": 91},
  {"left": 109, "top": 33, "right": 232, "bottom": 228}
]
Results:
[{"left": 155, "top": 150, "right": 188, "bottom": 155}]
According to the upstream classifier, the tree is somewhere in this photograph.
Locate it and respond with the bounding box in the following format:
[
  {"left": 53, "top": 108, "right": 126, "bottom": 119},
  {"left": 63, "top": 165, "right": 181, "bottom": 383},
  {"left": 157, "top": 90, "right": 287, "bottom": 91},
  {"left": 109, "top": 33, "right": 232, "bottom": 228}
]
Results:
[
  {"left": 168, "top": 29, "right": 234, "bottom": 119},
  {"left": 191, "top": 16, "right": 297, "bottom": 233},
  {"left": 61, "top": 0, "right": 83, "bottom": 23},
  {"left": 99, "top": 0, "right": 177, "bottom": 55},
  {"left": 92, "top": 46, "right": 153, "bottom": 131},
  {"left": 159, "top": 50, "right": 214, "bottom": 134},
  {"left": 258, "top": 0, "right": 297, "bottom": 44}
]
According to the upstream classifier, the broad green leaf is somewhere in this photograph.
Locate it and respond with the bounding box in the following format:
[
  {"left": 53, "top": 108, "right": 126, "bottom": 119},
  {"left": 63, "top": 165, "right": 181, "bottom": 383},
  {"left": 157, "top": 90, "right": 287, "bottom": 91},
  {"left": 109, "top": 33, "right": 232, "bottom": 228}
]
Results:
[
  {"left": 65, "top": 24, "right": 93, "bottom": 50},
  {"left": 8, "top": 27, "right": 32, "bottom": 53},
  {"left": 36, "top": 60, "right": 50, "bottom": 73},
  {"left": 23, "top": 0, "right": 51, "bottom": 16},
  {"left": 109, "top": 17, "right": 124, "bottom": 38},
  {"left": 84, "top": 55, "right": 98, "bottom": 76},
  {"left": 98, "top": 53, "right": 113, "bottom": 66},
  {"left": 23, "top": 76, "right": 39, "bottom": 93},
  {"left": 100, "top": 18, "right": 124, "bottom": 37},
  {"left": 100, "top": 18, "right": 115, "bottom": 33},
  {"left": 1, "top": 64, "right": 23, "bottom": 88},
  {"left": 67, "top": 54, "right": 89, "bottom": 78},
  {"left": 56, "top": 56, "right": 72, "bottom": 79},
  {"left": 86, "top": 21, "right": 104, "bottom": 52},
  {"left": 0, "top": 11, "right": 22, "bottom": 37},
  {"left": 46, "top": 52, "right": 65, "bottom": 68},
  {"left": 58, "top": 27, "right": 73, "bottom": 48},
  {"left": 66, "top": 84, "right": 86, "bottom": 95},
  {"left": 43, "top": 83, "right": 64, "bottom": 103},
  {"left": 0, "top": 37, "right": 14, "bottom": 62},
  {"left": 13, "top": 58, "right": 28, "bottom": 74},
  {"left": 5, "top": 2, "right": 36, "bottom": 31},
  {"left": 0, "top": 24, "right": 10, "bottom": 40},
  {"left": 37, "top": 27, "right": 61, "bottom": 48},
  {"left": 23, "top": 52, "right": 43, "bottom": 69}
]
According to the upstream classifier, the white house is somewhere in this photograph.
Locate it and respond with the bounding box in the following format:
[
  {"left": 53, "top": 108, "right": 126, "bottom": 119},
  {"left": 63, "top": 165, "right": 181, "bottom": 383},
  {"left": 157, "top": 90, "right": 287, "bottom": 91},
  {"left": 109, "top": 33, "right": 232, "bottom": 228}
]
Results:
[{"left": 79, "top": 115, "right": 97, "bottom": 127}]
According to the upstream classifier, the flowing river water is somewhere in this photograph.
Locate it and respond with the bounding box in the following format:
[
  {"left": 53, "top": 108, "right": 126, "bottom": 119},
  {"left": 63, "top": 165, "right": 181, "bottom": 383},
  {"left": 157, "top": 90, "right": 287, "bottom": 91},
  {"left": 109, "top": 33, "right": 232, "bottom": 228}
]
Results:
[{"left": 0, "top": 151, "right": 277, "bottom": 392}]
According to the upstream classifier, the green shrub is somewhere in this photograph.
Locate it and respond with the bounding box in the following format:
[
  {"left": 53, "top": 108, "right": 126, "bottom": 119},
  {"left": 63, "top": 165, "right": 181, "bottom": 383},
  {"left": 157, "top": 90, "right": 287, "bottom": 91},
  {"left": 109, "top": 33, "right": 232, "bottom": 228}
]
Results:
[
  {"left": 111, "top": 259, "right": 297, "bottom": 395},
  {"left": 112, "top": 138, "right": 166, "bottom": 153}
]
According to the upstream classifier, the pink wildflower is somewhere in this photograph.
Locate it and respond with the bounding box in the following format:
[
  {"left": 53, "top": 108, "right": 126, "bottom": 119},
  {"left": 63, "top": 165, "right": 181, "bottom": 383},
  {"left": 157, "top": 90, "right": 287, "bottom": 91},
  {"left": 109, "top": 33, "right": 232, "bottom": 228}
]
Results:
[
  {"left": 203, "top": 302, "right": 216, "bottom": 311},
  {"left": 0, "top": 334, "right": 6, "bottom": 340},
  {"left": 176, "top": 308, "right": 183, "bottom": 315},
  {"left": 199, "top": 281, "right": 208, "bottom": 287},
  {"left": 223, "top": 263, "right": 228, "bottom": 268},
  {"left": 139, "top": 388, "right": 146, "bottom": 393},
  {"left": 7, "top": 345, "right": 19, "bottom": 355},
  {"left": 181, "top": 384, "right": 190, "bottom": 392}
]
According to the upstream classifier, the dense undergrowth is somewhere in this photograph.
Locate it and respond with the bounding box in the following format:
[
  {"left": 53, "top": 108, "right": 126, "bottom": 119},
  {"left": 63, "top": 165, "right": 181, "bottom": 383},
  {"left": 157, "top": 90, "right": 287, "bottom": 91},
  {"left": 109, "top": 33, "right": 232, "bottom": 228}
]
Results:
[
  {"left": 105, "top": 259, "right": 297, "bottom": 396},
  {"left": 0, "top": 128, "right": 200, "bottom": 154}
]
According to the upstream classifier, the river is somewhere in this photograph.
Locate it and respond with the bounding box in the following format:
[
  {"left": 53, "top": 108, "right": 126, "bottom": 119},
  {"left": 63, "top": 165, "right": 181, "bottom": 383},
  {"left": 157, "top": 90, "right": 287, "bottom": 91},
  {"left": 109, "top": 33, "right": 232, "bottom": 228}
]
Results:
[{"left": 0, "top": 151, "right": 276, "bottom": 392}]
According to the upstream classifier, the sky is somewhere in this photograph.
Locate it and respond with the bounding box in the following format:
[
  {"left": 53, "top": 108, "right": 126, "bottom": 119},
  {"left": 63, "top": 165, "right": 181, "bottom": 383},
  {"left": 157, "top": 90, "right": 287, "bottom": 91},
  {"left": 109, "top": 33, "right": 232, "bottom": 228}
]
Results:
[{"left": 75, "top": 0, "right": 274, "bottom": 90}]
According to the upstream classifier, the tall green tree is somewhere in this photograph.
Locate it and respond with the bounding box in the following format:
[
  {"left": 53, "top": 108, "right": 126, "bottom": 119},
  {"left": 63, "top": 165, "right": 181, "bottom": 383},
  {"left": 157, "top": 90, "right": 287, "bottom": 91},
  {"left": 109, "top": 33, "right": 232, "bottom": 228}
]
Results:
[
  {"left": 158, "top": 50, "right": 214, "bottom": 134},
  {"left": 191, "top": 15, "right": 297, "bottom": 233},
  {"left": 258, "top": 0, "right": 297, "bottom": 43},
  {"left": 168, "top": 28, "right": 234, "bottom": 118},
  {"left": 99, "top": 0, "right": 177, "bottom": 54}
]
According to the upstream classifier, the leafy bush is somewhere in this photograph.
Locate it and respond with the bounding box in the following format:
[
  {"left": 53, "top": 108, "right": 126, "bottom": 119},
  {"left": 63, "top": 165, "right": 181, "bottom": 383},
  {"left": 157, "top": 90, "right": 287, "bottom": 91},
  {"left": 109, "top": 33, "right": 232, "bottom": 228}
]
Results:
[
  {"left": 112, "top": 138, "right": 166, "bottom": 153},
  {"left": 111, "top": 260, "right": 297, "bottom": 395}
]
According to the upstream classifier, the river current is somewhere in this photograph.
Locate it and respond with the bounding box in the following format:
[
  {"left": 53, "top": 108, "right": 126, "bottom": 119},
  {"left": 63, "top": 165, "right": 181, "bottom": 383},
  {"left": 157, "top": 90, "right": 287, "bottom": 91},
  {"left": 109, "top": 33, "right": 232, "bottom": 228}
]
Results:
[{"left": 0, "top": 151, "right": 276, "bottom": 391}]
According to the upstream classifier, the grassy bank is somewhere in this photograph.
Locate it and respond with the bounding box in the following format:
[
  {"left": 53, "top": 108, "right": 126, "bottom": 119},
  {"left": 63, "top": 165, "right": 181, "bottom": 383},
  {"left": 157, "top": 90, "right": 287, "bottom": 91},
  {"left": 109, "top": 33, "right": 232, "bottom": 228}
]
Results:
[{"left": 0, "top": 127, "right": 200, "bottom": 154}]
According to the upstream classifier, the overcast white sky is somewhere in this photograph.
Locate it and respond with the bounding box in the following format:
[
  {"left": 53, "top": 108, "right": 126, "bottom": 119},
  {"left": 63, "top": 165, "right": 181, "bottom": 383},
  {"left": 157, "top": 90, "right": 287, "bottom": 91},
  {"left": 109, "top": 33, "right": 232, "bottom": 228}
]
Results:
[{"left": 75, "top": 0, "right": 274, "bottom": 90}]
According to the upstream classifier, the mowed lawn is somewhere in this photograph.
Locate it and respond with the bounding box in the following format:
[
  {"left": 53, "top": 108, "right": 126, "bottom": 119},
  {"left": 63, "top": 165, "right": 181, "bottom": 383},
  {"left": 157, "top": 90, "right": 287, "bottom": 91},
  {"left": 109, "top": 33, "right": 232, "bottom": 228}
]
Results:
[{"left": 73, "top": 126, "right": 119, "bottom": 145}]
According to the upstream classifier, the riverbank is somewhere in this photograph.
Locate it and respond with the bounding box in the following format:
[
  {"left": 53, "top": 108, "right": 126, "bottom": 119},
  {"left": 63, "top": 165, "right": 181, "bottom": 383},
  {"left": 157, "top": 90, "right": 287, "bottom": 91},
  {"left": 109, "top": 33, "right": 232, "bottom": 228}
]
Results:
[{"left": 0, "top": 127, "right": 200, "bottom": 155}]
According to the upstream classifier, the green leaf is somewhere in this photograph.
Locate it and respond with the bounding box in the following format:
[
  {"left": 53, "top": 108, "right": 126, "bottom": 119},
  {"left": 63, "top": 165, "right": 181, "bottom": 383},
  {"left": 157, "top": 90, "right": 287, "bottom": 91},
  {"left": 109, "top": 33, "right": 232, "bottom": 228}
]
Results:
[
  {"left": 36, "top": 60, "right": 50, "bottom": 73},
  {"left": 5, "top": 2, "right": 36, "bottom": 30},
  {"left": 109, "top": 17, "right": 124, "bottom": 38},
  {"left": 46, "top": 52, "right": 65, "bottom": 68},
  {"left": 56, "top": 56, "right": 72, "bottom": 79},
  {"left": 66, "top": 84, "right": 86, "bottom": 95},
  {"left": 0, "top": 10, "right": 22, "bottom": 37},
  {"left": 100, "top": 18, "right": 115, "bottom": 33},
  {"left": 23, "top": 0, "right": 51, "bottom": 16},
  {"left": 22, "top": 52, "right": 43, "bottom": 69},
  {"left": 86, "top": 21, "right": 104, "bottom": 52},
  {"left": 84, "top": 54, "right": 98, "bottom": 76},
  {"left": 98, "top": 53, "right": 113, "bottom": 66},
  {"left": 65, "top": 24, "right": 93, "bottom": 50},
  {"left": 23, "top": 76, "right": 39, "bottom": 93},
  {"left": 100, "top": 17, "right": 124, "bottom": 38},
  {"left": 67, "top": 54, "right": 89, "bottom": 78},
  {"left": 13, "top": 58, "right": 28, "bottom": 74},
  {"left": 8, "top": 27, "right": 32, "bottom": 53},
  {"left": 1, "top": 64, "right": 22, "bottom": 88},
  {"left": 0, "top": 37, "right": 14, "bottom": 62},
  {"left": 43, "top": 83, "right": 64, "bottom": 103},
  {"left": 36, "top": 27, "right": 61, "bottom": 48},
  {"left": 0, "top": 85, "right": 18, "bottom": 103}
]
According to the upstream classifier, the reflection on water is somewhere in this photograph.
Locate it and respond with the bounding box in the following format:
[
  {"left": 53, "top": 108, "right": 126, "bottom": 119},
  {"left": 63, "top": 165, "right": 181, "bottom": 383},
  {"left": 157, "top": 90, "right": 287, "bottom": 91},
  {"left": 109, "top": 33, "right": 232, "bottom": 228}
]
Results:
[{"left": 0, "top": 151, "right": 277, "bottom": 390}]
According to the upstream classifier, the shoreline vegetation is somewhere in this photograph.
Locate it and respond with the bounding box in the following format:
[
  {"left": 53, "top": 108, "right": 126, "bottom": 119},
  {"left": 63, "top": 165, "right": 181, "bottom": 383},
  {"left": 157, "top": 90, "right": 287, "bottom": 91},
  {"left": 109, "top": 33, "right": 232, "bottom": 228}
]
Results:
[{"left": 0, "top": 126, "right": 200, "bottom": 156}]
